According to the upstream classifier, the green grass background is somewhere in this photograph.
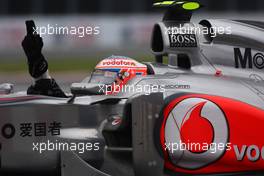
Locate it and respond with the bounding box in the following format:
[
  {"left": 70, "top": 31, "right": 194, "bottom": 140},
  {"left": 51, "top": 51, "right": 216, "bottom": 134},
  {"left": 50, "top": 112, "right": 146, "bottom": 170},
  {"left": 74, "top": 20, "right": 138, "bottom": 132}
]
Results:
[{"left": 0, "top": 56, "right": 155, "bottom": 72}]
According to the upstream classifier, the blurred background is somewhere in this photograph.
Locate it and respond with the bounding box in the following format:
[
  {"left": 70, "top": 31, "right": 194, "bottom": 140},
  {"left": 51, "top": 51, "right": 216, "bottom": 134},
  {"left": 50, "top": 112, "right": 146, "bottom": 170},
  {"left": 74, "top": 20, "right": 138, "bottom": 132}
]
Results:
[{"left": 0, "top": 0, "right": 263, "bottom": 90}]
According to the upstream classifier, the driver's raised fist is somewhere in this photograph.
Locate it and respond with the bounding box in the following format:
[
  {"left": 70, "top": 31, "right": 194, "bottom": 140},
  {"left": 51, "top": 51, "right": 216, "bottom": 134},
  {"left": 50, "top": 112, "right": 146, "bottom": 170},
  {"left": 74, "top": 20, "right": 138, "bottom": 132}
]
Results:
[
  {"left": 22, "top": 20, "right": 43, "bottom": 61},
  {"left": 22, "top": 20, "right": 48, "bottom": 78}
]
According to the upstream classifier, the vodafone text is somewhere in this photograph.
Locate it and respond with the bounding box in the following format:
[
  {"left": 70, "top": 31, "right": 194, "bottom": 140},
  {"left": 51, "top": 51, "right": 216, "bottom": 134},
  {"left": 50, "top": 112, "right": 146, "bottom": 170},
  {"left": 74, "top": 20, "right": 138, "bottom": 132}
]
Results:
[{"left": 234, "top": 145, "right": 264, "bottom": 162}]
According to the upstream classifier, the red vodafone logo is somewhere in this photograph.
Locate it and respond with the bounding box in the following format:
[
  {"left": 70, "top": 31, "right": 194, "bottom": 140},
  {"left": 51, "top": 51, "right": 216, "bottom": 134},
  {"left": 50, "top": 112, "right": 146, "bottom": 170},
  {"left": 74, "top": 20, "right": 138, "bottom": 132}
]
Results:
[
  {"left": 101, "top": 59, "right": 136, "bottom": 67},
  {"left": 160, "top": 97, "right": 229, "bottom": 170},
  {"left": 180, "top": 102, "right": 214, "bottom": 153}
]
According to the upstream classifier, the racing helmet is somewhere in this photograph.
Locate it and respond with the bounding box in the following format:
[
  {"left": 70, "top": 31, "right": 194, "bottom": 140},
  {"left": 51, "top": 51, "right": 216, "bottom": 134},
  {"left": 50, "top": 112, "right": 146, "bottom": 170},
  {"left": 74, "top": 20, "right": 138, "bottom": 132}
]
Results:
[{"left": 89, "top": 56, "right": 147, "bottom": 94}]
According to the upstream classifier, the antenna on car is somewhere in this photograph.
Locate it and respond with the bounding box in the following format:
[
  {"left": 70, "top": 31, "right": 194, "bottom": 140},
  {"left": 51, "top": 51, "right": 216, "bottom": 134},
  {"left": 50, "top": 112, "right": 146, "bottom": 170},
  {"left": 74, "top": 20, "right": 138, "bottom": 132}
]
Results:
[{"left": 67, "top": 94, "right": 76, "bottom": 104}]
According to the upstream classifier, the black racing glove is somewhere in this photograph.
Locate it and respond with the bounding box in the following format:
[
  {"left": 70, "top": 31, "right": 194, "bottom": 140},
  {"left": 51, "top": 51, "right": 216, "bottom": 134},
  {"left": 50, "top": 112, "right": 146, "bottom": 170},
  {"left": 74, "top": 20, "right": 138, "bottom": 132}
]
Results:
[
  {"left": 27, "top": 79, "right": 67, "bottom": 98},
  {"left": 22, "top": 20, "right": 48, "bottom": 78}
]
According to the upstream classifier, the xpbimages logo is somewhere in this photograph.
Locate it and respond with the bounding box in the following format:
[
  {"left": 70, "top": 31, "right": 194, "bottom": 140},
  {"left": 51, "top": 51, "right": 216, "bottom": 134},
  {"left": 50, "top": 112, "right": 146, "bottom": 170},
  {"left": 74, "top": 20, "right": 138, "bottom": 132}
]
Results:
[
  {"left": 32, "top": 24, "right": 100, "bottom": 37},
  {"left": 32, "top": 140, "right": 100, "bottom": 154}
]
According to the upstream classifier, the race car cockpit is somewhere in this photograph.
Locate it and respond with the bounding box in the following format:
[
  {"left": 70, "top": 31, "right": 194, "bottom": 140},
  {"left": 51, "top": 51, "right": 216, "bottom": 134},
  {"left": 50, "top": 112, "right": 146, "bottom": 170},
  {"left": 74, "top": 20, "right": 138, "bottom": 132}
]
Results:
[
  {"left": 71, "top": 56, "right": 147, "bottom": 95},
  {"left": 21, "top": 19, "right": 149, "bottom": 97},
  {"left": 21, "top": 1, "right": 209, "bottom": 98}
]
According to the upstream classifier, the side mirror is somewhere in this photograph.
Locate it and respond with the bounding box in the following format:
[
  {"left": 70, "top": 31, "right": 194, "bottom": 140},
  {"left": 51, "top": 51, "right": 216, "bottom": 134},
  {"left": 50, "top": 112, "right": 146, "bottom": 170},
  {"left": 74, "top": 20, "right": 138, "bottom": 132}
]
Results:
[
  {"left": 70, "top": 83, "right": 105, "bottom": 96},
  {"left": 0, "top": 83, "right": 14, "bottom": 95}
]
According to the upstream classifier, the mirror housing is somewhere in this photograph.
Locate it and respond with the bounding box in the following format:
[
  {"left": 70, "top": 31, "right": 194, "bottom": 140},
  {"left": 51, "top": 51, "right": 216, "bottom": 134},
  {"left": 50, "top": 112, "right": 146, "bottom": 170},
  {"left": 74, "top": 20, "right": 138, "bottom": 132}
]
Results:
[
  {"left": 70, "top": 83, "right": 105, "bottom": 96},
  {"left": 0, "top": 83, "right": 14, "bottom": 95}
]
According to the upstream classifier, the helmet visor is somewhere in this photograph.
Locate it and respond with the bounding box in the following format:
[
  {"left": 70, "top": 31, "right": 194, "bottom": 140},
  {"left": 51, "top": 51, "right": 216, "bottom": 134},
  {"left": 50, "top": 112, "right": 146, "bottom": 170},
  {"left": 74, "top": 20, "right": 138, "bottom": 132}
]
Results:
[{"left": 89, "top": 69, "right": 118, "bottom": 85}]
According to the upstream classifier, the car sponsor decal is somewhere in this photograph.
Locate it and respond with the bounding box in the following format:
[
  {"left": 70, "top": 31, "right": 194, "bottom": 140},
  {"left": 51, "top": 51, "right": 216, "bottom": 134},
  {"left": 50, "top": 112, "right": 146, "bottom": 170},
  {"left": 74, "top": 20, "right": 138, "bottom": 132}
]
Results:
[
  {"left": 1, "top": 121, "right": 62, "bottom": 139},
  {"left": 168, "top": 34, "right": 197, "bottom": 47},
  {"left": 234, "top": 48, "right": 264, "bottom": 69},
  {"left": 159, "top": 94, "right": 264, "bottom": 174},
  {"left": 96, "top": 58, "right": 147, "bottom": 69}
]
